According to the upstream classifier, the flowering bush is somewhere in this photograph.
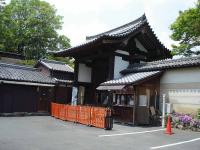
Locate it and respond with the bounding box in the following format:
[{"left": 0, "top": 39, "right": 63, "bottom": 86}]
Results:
[
  {"left": 171, "top": 113, "right": 200, "bottom": 132},
  {"left": 198, "top": 109, "right": 200, "bottom": 119}
]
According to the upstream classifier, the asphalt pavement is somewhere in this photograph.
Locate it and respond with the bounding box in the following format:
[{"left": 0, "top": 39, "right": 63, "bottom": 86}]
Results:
[{"left": 0, "top": 116, "right": 199, "bottom": 150}]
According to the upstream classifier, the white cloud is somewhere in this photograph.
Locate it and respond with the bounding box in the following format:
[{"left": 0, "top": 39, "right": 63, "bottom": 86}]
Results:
[
  {"left": 47, "top": 0, "right": 134, "bottom": 14},
  {"left": 45, "top": 0, "right": 197, "bottom": 48},
  {"left": 60, "top": 20, "right": 109, "bottom": 45},
  {"left": 144, "top": 0, "right": 196, "bottom": 49}
]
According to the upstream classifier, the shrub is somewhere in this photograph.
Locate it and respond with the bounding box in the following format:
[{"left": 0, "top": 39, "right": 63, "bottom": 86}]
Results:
[
  {"left": 197, "top": 109, "right": 200, "bottom": 119},
  {"left": 171, "top": 113, "right": 200, "bottom": 131}
]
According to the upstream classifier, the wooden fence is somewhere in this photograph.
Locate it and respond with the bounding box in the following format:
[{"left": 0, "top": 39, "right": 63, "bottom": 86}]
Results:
[{"left": 51, "top": 103, "right": 113, "bottom": 130}]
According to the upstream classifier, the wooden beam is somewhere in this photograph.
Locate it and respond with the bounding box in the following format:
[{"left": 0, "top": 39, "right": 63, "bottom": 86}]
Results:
[
  {"left": 74, "top": 59, "right": 79, "bottom": 86},
  {"left": 108, "top": 55, "right": 115, "bottom": 80}
]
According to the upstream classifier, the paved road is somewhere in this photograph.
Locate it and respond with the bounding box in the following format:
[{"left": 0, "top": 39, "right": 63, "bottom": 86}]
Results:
[{"left": 0, "top": 116, "right": 199, "bottom": 150}]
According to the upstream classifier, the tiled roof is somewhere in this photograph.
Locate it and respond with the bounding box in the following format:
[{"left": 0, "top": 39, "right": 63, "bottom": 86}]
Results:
[
  {"left": 53, "top": 14, "right": 170, "bottom": 56},
  {"left": 38, "top": 59, "right": 74, "bottom": 73},
  {"left": 98, "top": 71, "right": 161, "bottom": 88},
  {"left": 0, "top": 63, "right": 55, "bottom": 84},
  {"left": 86, "top": 14, "right": 147, "bottom": 41},
  {"left": 122, "top": 56, "right": 200, "bottom": 74}
]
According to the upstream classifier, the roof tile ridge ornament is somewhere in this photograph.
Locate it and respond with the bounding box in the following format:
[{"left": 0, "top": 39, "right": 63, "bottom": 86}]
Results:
[{"left": 86, "top": 14, "right": 147, "bottom": 41}]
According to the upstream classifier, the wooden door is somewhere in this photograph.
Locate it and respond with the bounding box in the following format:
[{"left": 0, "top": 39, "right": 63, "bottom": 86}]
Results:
[
  {"left": 38, "top": 87, "right": 49, "bottom": 112},
  {"left": 136, "top": 87, "right": 150, "bottom": 125}
]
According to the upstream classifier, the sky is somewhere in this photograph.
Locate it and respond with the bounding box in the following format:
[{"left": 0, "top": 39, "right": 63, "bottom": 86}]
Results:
[
  {"left": 4, "top": 0, "right": 196, "bottom": 49},
  {"left": 43, "top": 0, "right": 196, "bottom": 49}
]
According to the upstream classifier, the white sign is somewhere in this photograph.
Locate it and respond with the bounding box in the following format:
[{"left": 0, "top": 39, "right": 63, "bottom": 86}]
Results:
[
  {"left": 71, "top": 87, "right": 78, "bottom": 106},
  {"left": 139, "top": 95, "right": 147, "bottom": 106}
]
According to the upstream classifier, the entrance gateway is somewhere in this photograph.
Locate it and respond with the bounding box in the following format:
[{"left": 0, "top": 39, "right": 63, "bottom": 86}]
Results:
[{"left": 52, "top": 14, "right": 171, "bottom": 125}]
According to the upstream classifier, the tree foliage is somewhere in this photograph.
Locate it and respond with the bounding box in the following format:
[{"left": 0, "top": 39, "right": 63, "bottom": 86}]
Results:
[
  {"left": 170, "top": 0, "right": 200, "bottom": 56},
  {"left": 0, "top": 0, "right": 71, "bottom": 60}
]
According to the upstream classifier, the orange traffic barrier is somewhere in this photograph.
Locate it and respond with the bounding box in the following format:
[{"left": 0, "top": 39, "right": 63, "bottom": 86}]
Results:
[
  {"left": 78, "top": 106, "right": 91, "bottom": 125},
  {"left": 59, "top": 104, "right": 66, "bottom": 120},
  {"left": 50, "top": 102, "right": 113, "bottom": 130},
  {"left": 90, "top": 107, "right": 106, "bottom": 129},
  {"left": 54, "top": 103, "right": 60, "bottom": 118},
  {"left": 66, "top": 105, "right": 78, "bottom": 122}
]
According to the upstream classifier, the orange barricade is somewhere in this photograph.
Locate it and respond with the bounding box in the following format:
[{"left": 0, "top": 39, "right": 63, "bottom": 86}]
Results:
[
  {"left": 59, "top": 104, "right": 66, "bottom": 120},
  {"left": 51, "top": 103, "right": 113, "bottom": 130},
  {"left": 77, "top": 106, "right": 91, "bottom": 125},
  {"left": 90, "top": 107, "right": 106, "bottom": 129},
  {"left": 54, "top": 103, "right": 60, "bottom": 118},
  {"left": 65, "top": 105, "right": 78, "bottom": 122}
]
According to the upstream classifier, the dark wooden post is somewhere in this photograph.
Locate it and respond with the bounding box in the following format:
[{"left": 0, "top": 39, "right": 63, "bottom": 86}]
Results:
[
  {"left": 108, "top": 55, "right": 114, "bottom": 80},
  {"left": 108, "top": 90, "right": 113, "bottom": 107},
  {"left": 134, "top": 85, "right": 138, "bottom": 125}
]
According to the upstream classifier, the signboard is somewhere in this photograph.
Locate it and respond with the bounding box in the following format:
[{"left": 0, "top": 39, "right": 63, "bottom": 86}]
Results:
[{"left": 139, "top": 95, "right": 147, "bottom": 106}]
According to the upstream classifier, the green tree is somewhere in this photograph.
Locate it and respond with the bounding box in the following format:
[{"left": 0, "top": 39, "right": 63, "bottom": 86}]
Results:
[
  {"left": 0, "top": 0, "right": 6, "bottom": 49},
  {"left": 170, "top": 0, "right": 200, "bottom": 56},
  {"left": 0, "top": 0, "right": 70, "bottom": 59}
]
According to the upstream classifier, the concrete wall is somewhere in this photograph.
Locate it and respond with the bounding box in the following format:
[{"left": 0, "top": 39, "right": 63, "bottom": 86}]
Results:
[
  {"left": 114, "top": 56, "right": 129, "bottom": 79},
  {"left": 160, "top": 67, "right": 200, "bottom": 114},
  {"left": 78, "top": 63, "right": 91, "bottom": 83}
]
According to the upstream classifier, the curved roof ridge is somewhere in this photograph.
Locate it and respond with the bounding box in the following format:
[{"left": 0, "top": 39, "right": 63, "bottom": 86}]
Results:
[
  {"left": 86, "top": 14, "right": 146, "bottom": 41},
  {"left": 123, "top": 55, "right": 200, "bottom": 74},
  {"left": 146, "top": 55, "right": 200, "bottom": 64}
]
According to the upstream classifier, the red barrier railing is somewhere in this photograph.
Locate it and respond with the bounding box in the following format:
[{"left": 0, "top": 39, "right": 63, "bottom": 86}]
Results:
[
  {"left": 90, "top": 107, "right": 104, "bottom": 128},
  {"left": 66, "top": 105, "right": 78, "bottom": 122},
  {"left": 77, "top": 106, "right": 91, "bottom": 125},
  {"left": 54, "top": 103, "right": 60, "bottom": 118},
  {"left": 59, "top": 104, "right": 66, "bottom": 120},
  {"left": 51, "top": 103, "right": 112, "bottom": 130}
]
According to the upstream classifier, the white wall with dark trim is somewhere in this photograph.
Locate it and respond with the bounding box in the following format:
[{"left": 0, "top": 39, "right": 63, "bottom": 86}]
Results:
[{"left": 160, "top": 67, "right": 200, "bottom": 114}]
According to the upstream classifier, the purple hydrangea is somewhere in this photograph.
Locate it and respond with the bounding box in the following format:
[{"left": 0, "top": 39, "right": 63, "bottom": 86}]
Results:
[
  {"left": 171, "top": 113, "right": 200, "bottom": 129},
  {"left": 179, "top": 115, "right": 192, "bottom": 124}
]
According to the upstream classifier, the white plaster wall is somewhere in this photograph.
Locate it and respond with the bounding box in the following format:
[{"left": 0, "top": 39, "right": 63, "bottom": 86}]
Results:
[
  {"left": 160, "top": 67, "right": 200, "bottom": 114},
  {"left": 78, "top": 63, "right": 91, "bottom": 83},
  {"left": 135, "top": 38, "right": 148, "bottom": 53},
  {"left": 160, "top": 67, "right": 200, "bottom": 84},
  {"left": 114, "top": 56, "right": 129, "bottom": 79}
]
